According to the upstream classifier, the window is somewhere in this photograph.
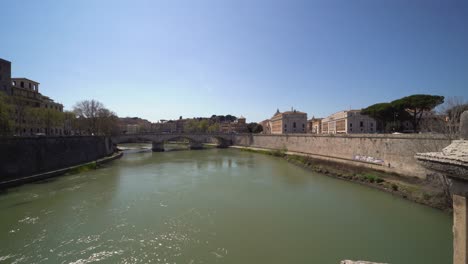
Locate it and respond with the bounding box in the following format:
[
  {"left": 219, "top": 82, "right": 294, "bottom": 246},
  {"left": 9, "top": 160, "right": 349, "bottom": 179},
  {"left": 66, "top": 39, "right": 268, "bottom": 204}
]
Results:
[
  {"left": 370, "top": 123, "right": 373, "bottom": 127},
  {"left": 12, "top": 81, "right": 16, "bottom": 86},
  {"left": 293, "top": 122, "right": 296, "bottom": 128},
  {"left": 349, "top": 123, "right": 352, "bottom": 127},
  {"left": 302, "top": 124, "right": 305, "bottom": 128},
  {"left": 29, "top": 83, "right": 32, "bottom": 89},
  {"left": 20, "top": 81, "right": 24, "bottom": 88},
  {"left": 284, "top": 124, "right": 287, "bottom": 128},
  {"left": 360, "top": 121, "right": 364, "bottom": 127}
]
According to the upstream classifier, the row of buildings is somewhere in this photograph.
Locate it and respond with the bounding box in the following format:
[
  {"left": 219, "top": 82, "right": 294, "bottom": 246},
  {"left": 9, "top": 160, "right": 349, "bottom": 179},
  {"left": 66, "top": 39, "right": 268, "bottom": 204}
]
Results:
[
  {"left": 261, "top": 108, "right": 378, "bottom": 135},
  {"left": 0, "top": 58, "right": 66, "bottom": 136},
  {"left": 119, "top": 116, "right": 248, "bottom": 134}
]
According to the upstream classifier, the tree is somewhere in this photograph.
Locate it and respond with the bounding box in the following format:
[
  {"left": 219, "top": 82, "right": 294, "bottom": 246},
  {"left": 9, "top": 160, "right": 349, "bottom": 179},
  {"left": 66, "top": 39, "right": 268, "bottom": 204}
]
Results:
[
  {"left": 0, "top": 92, "right": 13, "bottom": 136},
  {"left": 184, "top": 119, "right": 201, "bottom": 133},
  {"left": 247, "top": 122, "right": 263, "bottom": 133},
  {"left": 391, "top": 94, "right": 444, "bottom": 132},
  {"left": 73, "top": 99, "right": 118, "bottom": 135},
  {"left": 97, "top": 108, "right": 120, "bottom": 136},
  {"left": 225, "top": 115, "right": 237, "bottom": 122},
  {"left": 361, "top": 103, "right": 394, "bottom": 132},
  {"left": 63, "top": 111, "right": 76, "bottom": 135},
  {"left": 422, "top": 97, "right": 468, "bottom": 139},
  {"left": 210, "top": 115, "right": 237, "bottom": 123},
  {"left": 361, "top": 102, "right": 411, "bottom": 132},
  {"left": 24, "top": 107, "right": 65, "bottom": 135},
  {"left": 207, "top": 123, "right": 220, "bottom": 133},
  {"left": 41, "top": 108, "right": 64, "bottom": 135}
]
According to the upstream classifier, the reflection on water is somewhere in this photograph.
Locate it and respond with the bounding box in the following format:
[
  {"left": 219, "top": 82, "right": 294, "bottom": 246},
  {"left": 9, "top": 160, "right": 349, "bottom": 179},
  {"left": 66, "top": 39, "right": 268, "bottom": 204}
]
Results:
[{"left": 0, "top": 148, "right": 452, "bottom": 263}]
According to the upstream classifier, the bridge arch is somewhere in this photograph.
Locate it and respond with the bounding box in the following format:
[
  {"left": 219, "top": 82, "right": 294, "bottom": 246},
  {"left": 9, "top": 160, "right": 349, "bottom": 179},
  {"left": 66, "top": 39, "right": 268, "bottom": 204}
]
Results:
[
  {"left": 152, "top": 135, "right": 203, "bottom": 152},
  {"left": 112, "top": 133, "right": 234, "bottom": 152}
]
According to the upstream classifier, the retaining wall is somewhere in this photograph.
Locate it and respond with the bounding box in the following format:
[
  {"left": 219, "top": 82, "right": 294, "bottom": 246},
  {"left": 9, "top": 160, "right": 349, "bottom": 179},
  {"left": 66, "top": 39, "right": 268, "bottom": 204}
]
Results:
[
  {"left": 233, "top": 134, "right": 451, "bottom": 178},
  {"left": 0, "top": 136, "right": 114, "bottom": 179}
]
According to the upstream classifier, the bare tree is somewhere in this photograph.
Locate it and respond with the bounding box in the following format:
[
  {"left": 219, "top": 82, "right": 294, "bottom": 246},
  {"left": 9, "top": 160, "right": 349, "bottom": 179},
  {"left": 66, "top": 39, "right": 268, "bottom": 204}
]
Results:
[
  {"left": 73, "top": 99, "right": 118, "bottom": 135},
  {"left": 419, "top": 97, "right": 468, "bottom": 139}
]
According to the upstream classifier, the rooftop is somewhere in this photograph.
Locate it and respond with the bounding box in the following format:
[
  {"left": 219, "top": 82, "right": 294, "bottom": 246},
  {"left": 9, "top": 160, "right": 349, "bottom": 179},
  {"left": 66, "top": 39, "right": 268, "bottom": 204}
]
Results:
[{"left": 12, "top": 77, "right": 40, "bottom": 84}]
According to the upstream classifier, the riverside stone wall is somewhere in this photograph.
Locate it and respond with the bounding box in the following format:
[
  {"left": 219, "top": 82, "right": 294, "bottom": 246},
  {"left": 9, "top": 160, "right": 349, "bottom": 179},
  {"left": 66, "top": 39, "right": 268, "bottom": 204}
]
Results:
[
  {"left": 233, "top": 134, "right": 451, "bottom": 179},
  {"left": 0, "top": 136, "right": 114, "bottom": 179}
]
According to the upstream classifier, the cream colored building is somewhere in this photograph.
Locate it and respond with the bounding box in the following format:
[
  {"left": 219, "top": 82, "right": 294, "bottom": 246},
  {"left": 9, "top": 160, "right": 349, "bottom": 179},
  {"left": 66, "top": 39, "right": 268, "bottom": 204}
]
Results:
[
  {"left": 321, "top": 110, "right": 376, "bottom": 134},
  {"left": 268, "top": 109, "right": 307, "bottom": 134},
  {"left": 307, "top": 118, "right": 323, "bottom": 134}
]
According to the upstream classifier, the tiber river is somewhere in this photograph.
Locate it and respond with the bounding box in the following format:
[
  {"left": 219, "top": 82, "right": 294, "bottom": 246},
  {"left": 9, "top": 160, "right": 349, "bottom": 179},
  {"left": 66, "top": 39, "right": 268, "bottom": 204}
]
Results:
[{"left": 0, "top": 144, "right": 452, "bottom": 263}]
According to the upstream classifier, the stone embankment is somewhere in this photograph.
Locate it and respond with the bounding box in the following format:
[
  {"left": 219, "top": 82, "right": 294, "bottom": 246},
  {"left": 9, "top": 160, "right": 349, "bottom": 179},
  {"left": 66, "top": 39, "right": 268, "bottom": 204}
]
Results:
[
  {"left": 0, "top": 136, "right": 119, "bottom": 188},
  {"left": 232, "top": 133, "right": 451, "bottom": 179},
  {"left": 0, "top": 151, "right": 122, "bottom": 189}
]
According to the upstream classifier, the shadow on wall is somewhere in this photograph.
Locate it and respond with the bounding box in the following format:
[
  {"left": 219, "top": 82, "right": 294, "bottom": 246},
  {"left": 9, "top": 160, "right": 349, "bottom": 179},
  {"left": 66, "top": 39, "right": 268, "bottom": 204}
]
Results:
[{"left": 0, "top": 136, "right": 114, "bottom": 179}]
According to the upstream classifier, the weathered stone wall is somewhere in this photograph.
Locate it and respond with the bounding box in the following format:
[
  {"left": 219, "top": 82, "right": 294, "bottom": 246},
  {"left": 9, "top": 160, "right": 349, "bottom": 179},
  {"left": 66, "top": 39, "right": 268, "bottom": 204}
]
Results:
[
  {"left": 233, "top": 134, "right": 451, "bottom": 178},
  {"left": 0, "top": 136, "right": 114, "bottom": 179}
]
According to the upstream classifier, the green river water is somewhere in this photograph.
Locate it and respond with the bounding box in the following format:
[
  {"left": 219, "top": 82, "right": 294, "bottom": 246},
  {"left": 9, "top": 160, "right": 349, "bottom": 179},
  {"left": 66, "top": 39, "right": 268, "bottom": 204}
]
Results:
[{"left": 0, "top": 145, "right": 452, "bottom": 263}]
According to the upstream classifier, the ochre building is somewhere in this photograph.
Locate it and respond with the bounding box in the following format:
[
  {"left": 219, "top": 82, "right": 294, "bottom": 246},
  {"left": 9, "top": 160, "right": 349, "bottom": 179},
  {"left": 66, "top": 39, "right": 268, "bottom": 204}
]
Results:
[{"left": 321, "top": 110, "right": 376, "bottom": 134}]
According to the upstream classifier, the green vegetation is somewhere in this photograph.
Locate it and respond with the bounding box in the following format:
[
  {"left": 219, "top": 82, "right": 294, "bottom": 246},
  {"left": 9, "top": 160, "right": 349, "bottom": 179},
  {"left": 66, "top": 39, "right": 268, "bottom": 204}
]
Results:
[
  {"left": 391, "top": 183, "right": 399, "bottom": 191},
  {"left": 361, "top": 94, "right": 444, "bottom": 132},
  {"left": 66, "top": 162, "right": 97, "bottom": 175},
  {"left": 210, "top": 114, "right": 237, "bottom": 123},
  {"left": 271, "top": 148, "right": 287, "bottom": 157},
  {"left": 0, "top": 93, "right": 13, "bottom": 136},
  {"left": 184, "top": 119, "right": 211, "bottom": 133},
  {"left": 392, "top": 94, "right": 444, "bottom": 132},
  {"left": 207, "top": 123, "right": 220, "bottom": 133},
  {"left": 240, "top": 147, "right": 286, "bottom": 157},
  {"left": 25, "top": 107, "right": 64, "bottom": 134},
  {"left": 357, "top": 173, "right": 385, "bottom": 184},
  {"left": 247, "top": 122, "right": 263, "bottom": 133}
]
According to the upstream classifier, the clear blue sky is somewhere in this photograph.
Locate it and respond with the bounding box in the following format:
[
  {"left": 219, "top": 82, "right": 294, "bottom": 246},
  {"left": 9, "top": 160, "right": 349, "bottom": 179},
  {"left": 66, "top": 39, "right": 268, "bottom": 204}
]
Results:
[{"left": 1, "top": 0, "right": 467, "bottom": 122}]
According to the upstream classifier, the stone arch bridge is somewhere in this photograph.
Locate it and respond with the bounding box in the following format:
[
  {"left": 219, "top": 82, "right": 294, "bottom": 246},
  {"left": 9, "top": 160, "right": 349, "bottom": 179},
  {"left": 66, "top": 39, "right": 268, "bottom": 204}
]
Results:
[{"left": 111, "top": 133, "right": 235, "bottom": 151}]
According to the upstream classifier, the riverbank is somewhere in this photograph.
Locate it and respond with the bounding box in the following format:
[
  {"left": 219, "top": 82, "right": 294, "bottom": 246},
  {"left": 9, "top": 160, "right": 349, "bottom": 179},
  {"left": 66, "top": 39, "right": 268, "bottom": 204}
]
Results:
[
  {"left": 231, "top": 145, "right": 451, "bottom": 212},
  {"left": 0, "top": 151, "right": 123, "bottom": 190}
]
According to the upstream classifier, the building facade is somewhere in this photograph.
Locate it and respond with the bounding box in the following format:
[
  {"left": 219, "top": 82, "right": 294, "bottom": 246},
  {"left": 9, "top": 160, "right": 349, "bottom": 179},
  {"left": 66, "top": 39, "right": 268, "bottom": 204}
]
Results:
[
  {"left": 0, "top": 58, "right": 12, "bottom": 95},
  {"left": 219, "top": 116, "right": 247, "bottom": 133},
  {"left": 264, "top": 109, "right": 307, "bottom": 134},
  {"left": 307, "top": 117, "right": 323, "bottom": 134},
  {"left": 0, "top": 58, "right": 65, "bottom": 136},
  {"left": 260, "top": 119, "right": 271, "bottom": 134},
  {"left": 321, "top": 110, "right": 376, "bottom": 134}
]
